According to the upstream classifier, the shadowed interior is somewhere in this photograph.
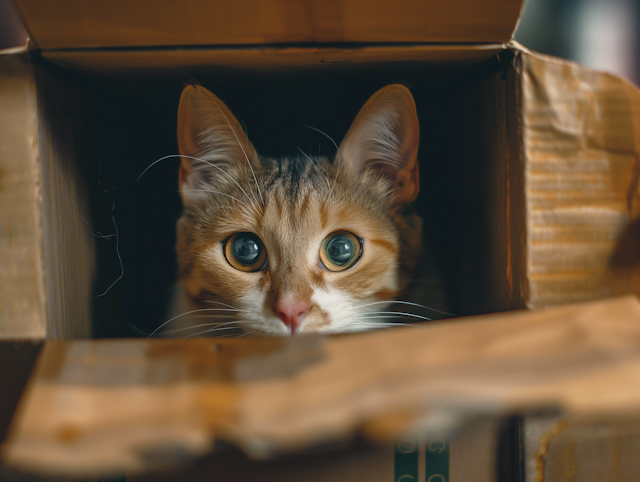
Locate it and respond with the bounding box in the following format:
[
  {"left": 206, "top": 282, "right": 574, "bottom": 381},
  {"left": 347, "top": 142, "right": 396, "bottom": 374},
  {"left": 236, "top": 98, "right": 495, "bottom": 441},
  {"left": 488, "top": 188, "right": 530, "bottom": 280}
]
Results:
[{"left": 31, "top": 51, "right": 516, "bottom": 337}]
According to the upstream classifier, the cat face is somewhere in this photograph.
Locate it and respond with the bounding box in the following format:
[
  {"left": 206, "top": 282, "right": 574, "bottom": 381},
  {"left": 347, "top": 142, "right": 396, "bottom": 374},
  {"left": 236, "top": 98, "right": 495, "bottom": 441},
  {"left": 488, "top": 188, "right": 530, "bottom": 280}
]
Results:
[{"left": 175, "top": 84, "right": 422, "bottom": 336}]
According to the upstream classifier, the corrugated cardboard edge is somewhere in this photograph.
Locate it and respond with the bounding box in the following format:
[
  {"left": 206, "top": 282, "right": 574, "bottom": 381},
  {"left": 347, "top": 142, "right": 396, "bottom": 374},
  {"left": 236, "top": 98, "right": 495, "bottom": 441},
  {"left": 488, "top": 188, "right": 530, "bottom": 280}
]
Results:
[
  {"left": 508, "top": 40, "right": 640, "bottom": 309},
  {"left": 34, "top": 62, "right": 96, "bottom": 339},
  {"left": 0, "top": 54, "right": 47, "bottom": 338}
]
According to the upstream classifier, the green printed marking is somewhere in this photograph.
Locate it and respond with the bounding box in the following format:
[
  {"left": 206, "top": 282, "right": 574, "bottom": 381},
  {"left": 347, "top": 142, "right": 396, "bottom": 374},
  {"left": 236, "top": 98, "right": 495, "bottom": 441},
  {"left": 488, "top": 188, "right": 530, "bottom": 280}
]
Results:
[
  {"left": 425, "top": 438, "right": 449, "bottom": 482},
  {"left": 394, "top": 438, "right": 419, "bottom": 482}
]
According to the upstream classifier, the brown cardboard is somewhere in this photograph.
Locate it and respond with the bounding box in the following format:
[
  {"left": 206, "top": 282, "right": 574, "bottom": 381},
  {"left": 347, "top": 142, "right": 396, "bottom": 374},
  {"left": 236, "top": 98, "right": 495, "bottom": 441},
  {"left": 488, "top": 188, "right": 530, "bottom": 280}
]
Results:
[
  {"left": 13, "top": 0, "right": 524, "bottom": 49},
  {"left": 517, "top": 44, "right": 640, "bottom": 308},
  {"left": 2, "top": 2, "right": 640, "bottom": 479},
  {"left": 4, "top": 296, "right": 640, "bottom": 477},
  {"left": 34, "top": 57, "right": 95, "bottom": 339},
  {"left": 3, "top": 44, "right": 640, "bottom": 338},
  {"left": 0, "top": 54, "right": 46, "bottom": 339},
  {"left": 127, "top": 420, "right": 498, "bottom": 482},
  {"left": 0, "top": 53, "right": 95, "bottom": 340},
  {"left": 524, "top": 415, "right": 640, "bottom": 482}
]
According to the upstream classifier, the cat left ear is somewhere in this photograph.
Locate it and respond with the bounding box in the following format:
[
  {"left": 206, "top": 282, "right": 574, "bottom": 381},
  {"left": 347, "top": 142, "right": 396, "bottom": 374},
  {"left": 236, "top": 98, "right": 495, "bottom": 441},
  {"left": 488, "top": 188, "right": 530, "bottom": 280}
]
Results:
[{"left": 337, "top": 84, "right": 420, "bottom": 205}]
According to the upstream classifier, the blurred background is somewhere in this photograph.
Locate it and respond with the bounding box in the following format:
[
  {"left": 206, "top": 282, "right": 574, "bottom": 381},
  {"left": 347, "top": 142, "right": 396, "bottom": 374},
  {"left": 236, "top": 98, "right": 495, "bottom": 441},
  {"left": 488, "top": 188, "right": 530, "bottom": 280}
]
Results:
[
  {"left": 514, "top": 0, "right": 640, "bottom": 84},
  {"left": 2, "top": 0, "right": 639, "bottom": 84}
]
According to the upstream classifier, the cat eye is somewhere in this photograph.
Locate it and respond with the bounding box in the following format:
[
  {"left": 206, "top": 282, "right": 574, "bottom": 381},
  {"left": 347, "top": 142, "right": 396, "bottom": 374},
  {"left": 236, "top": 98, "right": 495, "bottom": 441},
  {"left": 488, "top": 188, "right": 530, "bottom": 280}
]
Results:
[
  {"left": 320, "top": 231, "right": 362, "bottom": 272},
  {"left": 224, "top": 233, "right": 267, "bottom": 272}
]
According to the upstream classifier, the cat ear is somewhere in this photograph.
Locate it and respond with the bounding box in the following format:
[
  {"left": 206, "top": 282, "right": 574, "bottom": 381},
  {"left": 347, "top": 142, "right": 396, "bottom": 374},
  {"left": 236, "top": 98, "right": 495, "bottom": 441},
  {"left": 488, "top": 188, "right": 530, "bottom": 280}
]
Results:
[
  {"left": 337, "top": 84, "right": 420, "bottom": 205},
  {"left": 177, "top": 85, "right": 258, "bottom": 203}
]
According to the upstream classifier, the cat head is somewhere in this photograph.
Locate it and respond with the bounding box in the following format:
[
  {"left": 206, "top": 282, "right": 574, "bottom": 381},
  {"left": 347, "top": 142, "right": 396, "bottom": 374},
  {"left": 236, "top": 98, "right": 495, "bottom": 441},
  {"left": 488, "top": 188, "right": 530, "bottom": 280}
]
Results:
[{"left": 175, "top": 84, "right": 422, "bottom": 336}]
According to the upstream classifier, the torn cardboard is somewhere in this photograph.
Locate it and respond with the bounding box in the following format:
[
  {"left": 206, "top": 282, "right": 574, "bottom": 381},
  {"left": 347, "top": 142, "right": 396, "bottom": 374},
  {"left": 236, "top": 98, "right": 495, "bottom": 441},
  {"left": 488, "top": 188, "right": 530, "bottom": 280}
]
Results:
[{"left": 4, "top": 296, "right": 640, "bottom": 477}]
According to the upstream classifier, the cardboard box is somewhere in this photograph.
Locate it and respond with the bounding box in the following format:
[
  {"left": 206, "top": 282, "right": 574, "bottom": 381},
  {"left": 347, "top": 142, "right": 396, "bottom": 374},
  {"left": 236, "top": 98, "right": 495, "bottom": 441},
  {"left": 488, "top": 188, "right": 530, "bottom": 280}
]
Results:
[
  {"left": 2, "top": 0, "right": 640, "bottom": 480},
  {"left": 6, "top": 296, "right": 640, "bottom": 480}
]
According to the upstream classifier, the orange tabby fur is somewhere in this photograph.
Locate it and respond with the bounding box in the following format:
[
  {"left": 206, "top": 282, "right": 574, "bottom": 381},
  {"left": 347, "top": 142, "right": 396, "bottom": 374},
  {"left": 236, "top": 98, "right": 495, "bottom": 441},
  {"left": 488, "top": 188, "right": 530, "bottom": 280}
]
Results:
[{"left": 173, "top": 84, "right": 422, "bottom": 336}]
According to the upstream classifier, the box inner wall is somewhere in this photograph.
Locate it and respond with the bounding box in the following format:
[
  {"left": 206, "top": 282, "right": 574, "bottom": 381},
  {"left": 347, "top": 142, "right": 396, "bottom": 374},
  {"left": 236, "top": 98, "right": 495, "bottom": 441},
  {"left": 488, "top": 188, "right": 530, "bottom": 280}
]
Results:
[{"left": 33, "top": 52, "right": 516, "bottom": 338}]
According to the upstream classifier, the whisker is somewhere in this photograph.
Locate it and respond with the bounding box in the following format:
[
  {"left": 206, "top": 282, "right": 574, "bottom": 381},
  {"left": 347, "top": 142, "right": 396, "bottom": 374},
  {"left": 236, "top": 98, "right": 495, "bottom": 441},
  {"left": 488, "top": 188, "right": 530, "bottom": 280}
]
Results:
[
  {"left": 330, "top": 185, "right": 350, "bottom": 206},
  {"left": 302, "top": 124, "right": 341, "bottom": 202},
  {"left": 94, "top": 199, "right": 124, "bottom": 298},
  {"left": 330, "top": 164, "right": 340, "bottom": 202},
  {"left": 185, "top": 331, "right": 241, "bottom": 339},
  {"left": 135, "top": 154, "right": 259, "bottom": 213},
  {"left": 353, "top": 300, "right": 456, "bottom": 317},
  {"left": 357, "top": 311, "right": 432, "bottom": 321},
  {"left": 238, "top": 330, "right": 257, "bottom": 338},
  {"left": 190, "top": 314, "right": 237, "bottom": 320},
  {"left": 81, "top": 216, "right": 116, "bottom": 239},
  {"left": 351, "top": 324, "right": 396, "bottom": 330},
  {"left": 353, "top": 320, "right": 417, "bottom": 326},
  {"left": 203, "top": 301, "right": 247, "bottom": 310},
  {"left": 179, "top": 189, "right": 243, "bottom": 204},
  {"left": 297, "top": 146, "right": 314, "bottom": 163},
  {"left": 182, "top": 325, "right": 244, "bottom": 339},
  {"left": 303, "top": 125, "right": 339, "bottom": 152},
  {"left": 148, "top": 308, "right": 250, "bottom": 338},
  {"left": 160, "top": 320, "right": 248, "bottom": 336}
]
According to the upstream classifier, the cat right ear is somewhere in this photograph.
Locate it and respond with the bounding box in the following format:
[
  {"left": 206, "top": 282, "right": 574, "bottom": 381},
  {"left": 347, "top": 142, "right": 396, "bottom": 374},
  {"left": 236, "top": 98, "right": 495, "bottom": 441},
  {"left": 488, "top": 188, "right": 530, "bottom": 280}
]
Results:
[{"left": 177, "top": 85, "right": 257, "bottom": 203}]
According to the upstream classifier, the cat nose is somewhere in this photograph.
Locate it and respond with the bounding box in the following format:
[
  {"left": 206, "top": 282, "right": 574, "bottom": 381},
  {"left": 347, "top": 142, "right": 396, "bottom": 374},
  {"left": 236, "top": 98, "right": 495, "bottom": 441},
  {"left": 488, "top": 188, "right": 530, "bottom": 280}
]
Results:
[{"left": 273, "top": 300, "right": 310, "bottom": 334}]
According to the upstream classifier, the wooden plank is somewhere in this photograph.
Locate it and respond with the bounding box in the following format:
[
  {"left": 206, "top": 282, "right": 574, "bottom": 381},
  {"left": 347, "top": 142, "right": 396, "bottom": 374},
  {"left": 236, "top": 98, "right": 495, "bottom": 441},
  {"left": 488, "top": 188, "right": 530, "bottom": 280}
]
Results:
[
  {"left": 0, "top": 54, "right": 46, "bottom": 339},
  {"left": 518, "top": 46, "right": 640, "bottom": 307},
  {"left": 5, "top": 296, "right": 640, "bottom": 477},
  {"left": 14, "top": 0, "right": 524, "bottom": 50}
]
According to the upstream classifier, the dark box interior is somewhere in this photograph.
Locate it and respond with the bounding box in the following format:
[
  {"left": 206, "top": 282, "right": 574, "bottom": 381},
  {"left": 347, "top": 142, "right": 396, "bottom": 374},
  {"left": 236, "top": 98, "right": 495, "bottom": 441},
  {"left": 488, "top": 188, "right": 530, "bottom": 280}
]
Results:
[{"left": 33, "top": 51, "right": 517, "bottom": 338}]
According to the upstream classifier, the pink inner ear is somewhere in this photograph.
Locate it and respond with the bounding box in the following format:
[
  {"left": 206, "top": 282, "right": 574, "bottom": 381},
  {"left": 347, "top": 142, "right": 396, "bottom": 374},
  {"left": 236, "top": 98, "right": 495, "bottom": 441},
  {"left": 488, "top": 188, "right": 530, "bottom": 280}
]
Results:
[{"left": 337, "top": 84, "right": 421, "bottom": 205}]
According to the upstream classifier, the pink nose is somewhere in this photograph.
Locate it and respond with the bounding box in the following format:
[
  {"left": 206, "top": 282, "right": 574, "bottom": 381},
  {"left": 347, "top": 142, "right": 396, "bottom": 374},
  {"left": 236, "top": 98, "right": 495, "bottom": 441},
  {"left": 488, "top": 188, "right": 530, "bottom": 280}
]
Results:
[{"left": 273, "top": 300, "right": 310, "bottom": 334}]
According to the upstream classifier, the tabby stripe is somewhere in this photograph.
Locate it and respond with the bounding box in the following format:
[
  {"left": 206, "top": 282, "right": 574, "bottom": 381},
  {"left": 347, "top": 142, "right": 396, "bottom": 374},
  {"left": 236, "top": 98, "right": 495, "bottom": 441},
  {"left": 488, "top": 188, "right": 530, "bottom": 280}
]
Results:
[{"left": 368, "top": 238, "right": 396, "bottom": 253}]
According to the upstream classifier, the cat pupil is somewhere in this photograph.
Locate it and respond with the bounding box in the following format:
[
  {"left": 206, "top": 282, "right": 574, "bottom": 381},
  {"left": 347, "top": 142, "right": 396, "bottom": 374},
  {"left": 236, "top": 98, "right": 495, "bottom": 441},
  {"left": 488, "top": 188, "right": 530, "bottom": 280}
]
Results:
[
  {"left": 233, "top": 235, "right": 260, "bottom": 265},
  {"left": 327, "top": 235, "right": 353, "bottom": 265}
]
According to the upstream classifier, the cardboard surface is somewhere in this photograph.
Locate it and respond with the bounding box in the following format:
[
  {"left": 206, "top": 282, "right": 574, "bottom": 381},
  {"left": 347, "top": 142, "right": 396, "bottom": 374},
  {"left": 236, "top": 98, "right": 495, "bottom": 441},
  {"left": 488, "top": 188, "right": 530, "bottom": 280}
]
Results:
[
  {"left": 14, "top": 0, "right": 524, "bottom": 49},
  {"left": 517, "top": 45, "right": 640, "bottom": 308},
  {"left": 5, "top": 296, "right": 640, "bottom": 477},
  {"left": 454, "top": 50, "right": 524, "bottom": 315},
  {"left": 34, "top": 61, "right": 95, "bottom": 339},
  {"left": 524, "top": 415, "right": 640, "bottom": 482},
  {"left": 127, "top": 420, "right": 497, "bottom": 482},
  {"left": 0, "top": 54, "right": 46, "bottom": 339}
]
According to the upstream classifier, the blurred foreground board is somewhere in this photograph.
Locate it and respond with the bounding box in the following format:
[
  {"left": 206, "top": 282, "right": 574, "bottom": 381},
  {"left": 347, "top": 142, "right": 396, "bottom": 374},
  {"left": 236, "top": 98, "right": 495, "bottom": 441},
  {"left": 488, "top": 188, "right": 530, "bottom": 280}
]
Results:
[{"left": 5, "top": 296, "right": 640, "bottom": 476}]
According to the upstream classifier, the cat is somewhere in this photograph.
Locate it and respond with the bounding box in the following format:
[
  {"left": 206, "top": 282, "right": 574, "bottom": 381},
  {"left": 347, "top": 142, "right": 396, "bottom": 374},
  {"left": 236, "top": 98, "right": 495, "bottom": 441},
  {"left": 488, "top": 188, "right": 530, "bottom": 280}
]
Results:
[{"left": 167, "top": 83, "right": 424, "bottom": 337}]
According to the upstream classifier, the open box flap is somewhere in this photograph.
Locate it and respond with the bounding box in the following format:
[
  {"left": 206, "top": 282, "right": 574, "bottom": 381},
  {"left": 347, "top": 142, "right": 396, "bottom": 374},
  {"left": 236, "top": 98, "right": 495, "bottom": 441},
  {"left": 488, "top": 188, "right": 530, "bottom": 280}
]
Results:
[
  {"left": 13, "top": 0, "right": 525, "bottom": 50},
  {"left": 505, "top": 41, "right": 640, "bottom": 309},
  {"left": 5, "top": 296, "right": 640, "bottom": 477}
]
